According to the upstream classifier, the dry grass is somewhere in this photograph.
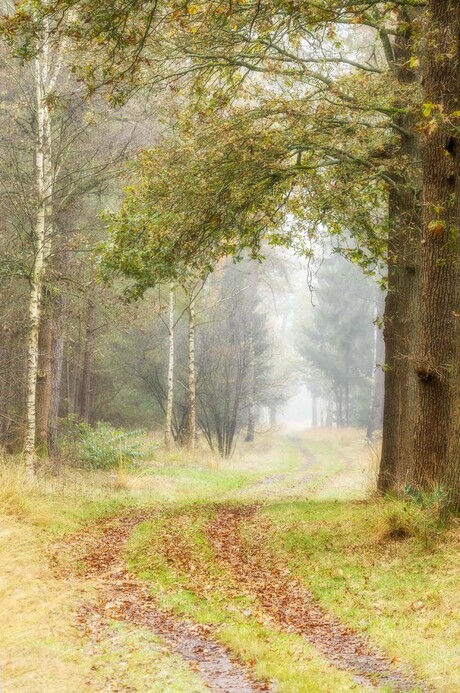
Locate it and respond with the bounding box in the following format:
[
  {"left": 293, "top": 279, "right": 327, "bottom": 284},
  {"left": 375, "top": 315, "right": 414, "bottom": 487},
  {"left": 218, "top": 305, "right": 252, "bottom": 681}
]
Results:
[
  {"left": 291, "top": 427, "right": 377, "bottom": 500},
  {"left": 0, "top": 517, "right": 91, "bottom": 692},
  {"left": 0, "top": 448, "right": 224, "bottom": 692},
  {"left": 1, "top": 429, "right": 429, "bottom": 692}
]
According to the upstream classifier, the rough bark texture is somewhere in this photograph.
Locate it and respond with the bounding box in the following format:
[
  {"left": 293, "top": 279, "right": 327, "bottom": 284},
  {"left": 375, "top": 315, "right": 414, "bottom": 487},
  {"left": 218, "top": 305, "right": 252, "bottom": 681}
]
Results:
[
  {"left": 413, "top": 1, "right": 460, "bottom": 493},
  {"left": 24, "top": 46, "right": 53, "bottom": 476},
  {"left": 378, "top": 14, "right": 421, "bottom": 493},
  {"left": 379, "top": 186, "right": 420, "bottom": 491}
]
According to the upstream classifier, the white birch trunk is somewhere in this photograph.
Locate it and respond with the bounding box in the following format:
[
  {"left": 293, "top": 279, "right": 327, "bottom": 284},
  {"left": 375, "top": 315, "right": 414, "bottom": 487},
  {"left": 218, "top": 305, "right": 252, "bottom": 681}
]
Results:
[
  {"left": 164, "top": 286, "right": 175, "bottom": 449},
  {"left": 186, "top": 299, "right": 196, "bottom": 448},
  {"left": 24, "top": 31, "right": 58, "bottom": 476}
]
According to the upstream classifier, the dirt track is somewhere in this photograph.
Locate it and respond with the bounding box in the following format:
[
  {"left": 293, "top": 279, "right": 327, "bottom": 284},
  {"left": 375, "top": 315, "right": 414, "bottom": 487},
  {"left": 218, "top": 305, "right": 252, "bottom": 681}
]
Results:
[{"left": 50, "top": 499, "right": 430, "bottom": 692}]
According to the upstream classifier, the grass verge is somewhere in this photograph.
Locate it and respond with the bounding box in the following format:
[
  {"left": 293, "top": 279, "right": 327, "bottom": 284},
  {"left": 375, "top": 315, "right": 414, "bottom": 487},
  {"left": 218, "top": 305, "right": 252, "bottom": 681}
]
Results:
[{"left": 257, "top": 499, "right": 460, "bottom": 691}]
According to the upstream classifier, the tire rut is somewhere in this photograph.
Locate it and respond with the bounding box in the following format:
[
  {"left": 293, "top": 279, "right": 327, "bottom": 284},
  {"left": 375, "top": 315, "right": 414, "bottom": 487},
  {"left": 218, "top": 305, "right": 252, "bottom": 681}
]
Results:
[
  {"left": 205, "top": 505, "right": 429, "bottom": 692},
  {"left": 51, "top": 511, "right": 272, "bottom": 693}
]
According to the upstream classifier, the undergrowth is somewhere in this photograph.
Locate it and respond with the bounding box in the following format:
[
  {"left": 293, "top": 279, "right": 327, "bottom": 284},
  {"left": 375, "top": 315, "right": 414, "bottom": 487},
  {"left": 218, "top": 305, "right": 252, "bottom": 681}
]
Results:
[
  {"left": 60, "top": 418, "right": 159, "bottom": 470},
  {"left": 383, "top": 487, "right": 448, "bottom": 545}
]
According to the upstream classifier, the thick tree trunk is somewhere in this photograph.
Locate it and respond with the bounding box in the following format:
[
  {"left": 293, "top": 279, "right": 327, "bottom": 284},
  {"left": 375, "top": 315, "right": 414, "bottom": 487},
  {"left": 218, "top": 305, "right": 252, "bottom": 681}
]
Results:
[
  {"left": 413, "top": 1, "right": 460, "bottom": 492},
  {"left": 379, "top": 187, "right": 420, "bottom": 492},
  {"left": 378, "top": 14, "right": 421, "bottom": 493},
  {"left": 165, "top": 286, "right": 175, "bottom": 449}
]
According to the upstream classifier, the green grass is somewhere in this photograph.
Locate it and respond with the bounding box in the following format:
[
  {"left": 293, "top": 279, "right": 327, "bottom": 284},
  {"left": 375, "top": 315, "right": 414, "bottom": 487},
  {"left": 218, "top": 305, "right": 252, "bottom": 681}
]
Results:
[
  {"left": 256, "top": 499, "right": 460, "bottom": 691},
  {"left": 2, "top": 429, "right": 459, "bottom": 692},
  {"left": 126, "top": 493, "right": 460, "bottom": 691},
  {"left": 85, "top": 620, "right": 208, "bottom": 692},
  {"left": 126, "top": 510, "right": 360, "bottom": 692}
]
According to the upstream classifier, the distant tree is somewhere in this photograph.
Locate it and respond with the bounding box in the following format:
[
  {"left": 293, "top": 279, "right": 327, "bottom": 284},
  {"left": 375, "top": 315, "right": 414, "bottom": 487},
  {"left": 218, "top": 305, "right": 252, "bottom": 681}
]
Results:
[
  {"left": 297, "top": 255, "right": 375, "bottom": 428},
  {"left": 194, "top": 262, "right": 260, "bottom": 456}
]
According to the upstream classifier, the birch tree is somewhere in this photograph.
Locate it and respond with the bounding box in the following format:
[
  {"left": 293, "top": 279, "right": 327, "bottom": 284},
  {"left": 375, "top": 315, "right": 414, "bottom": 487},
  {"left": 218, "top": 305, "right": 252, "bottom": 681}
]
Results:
[
  {"left": 24, "top": 28, "right": 61, "bottom": 475},
  {"left": 164, "top": 285, "right": 175, "bottom": 449},
  {"left": 26, "top": 0, "right": 460, "bottom": 500},
  {"left": 185, "top": 292, "right": 196, "bottom": 448}
]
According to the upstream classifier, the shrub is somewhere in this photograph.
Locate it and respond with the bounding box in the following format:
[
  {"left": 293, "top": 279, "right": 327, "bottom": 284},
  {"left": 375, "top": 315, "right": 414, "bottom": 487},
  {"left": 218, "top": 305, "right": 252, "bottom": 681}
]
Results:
[{"left": 62, "top": 419, "right": 155, "bottom": 470}]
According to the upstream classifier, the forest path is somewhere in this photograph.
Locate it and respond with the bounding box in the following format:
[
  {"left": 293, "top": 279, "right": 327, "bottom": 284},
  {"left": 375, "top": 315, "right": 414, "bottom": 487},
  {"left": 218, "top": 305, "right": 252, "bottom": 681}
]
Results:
[
  {"left": 53, "top": 509, "right": 271, "bottom": 692},
  {"left": 205, "top": 505, "right": 424, "bottom": 692},
  {"left": 52, "top": 436, "right": 427, "bottom": 692}
]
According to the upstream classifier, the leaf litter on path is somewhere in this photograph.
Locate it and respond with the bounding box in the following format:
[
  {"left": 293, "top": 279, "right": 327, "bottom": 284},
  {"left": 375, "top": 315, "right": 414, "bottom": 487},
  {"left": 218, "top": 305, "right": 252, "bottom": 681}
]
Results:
[
  {"left": 50, "top": 510, "right": 272, "bottom": 693},
  {"left": 203, "top": 504, "right": 430, "bottom": 692},
  {"left": 48, "top": 433, "right": 430, "bottom": 693}
]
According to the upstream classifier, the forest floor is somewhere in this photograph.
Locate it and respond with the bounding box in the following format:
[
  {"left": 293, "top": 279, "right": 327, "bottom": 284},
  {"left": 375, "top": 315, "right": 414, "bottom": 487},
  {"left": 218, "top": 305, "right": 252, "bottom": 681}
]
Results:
[{"left": 1, "top": 429, "right": 460, "bottom": 692}]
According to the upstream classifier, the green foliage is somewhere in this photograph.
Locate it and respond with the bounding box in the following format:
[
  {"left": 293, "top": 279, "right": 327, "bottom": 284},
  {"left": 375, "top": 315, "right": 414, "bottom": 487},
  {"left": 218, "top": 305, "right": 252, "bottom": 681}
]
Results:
[
  {"left": 4, "top": 0, "right": 413, "bottom": 291},
  {"left": 100, "top": 114, "right": 293, "bottom": 294},
  {"left": 62, "top": 418, "right": 155, "bottom": 469},
  {"left": 404, "top": 484, "right": 449, "bottom": 511},
  {"left": 100, "top": 94, "right": 390, "bottom": 292}
]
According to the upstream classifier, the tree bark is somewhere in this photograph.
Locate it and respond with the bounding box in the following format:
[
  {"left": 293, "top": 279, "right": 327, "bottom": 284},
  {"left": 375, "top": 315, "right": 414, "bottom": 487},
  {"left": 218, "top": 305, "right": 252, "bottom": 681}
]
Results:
[
  {"left": 185, "top": 298, "right": 196, "bottom": 448},
  {"left": 413, "top": 1, "right": 460, "bottom": 492},
  {"left": 165, "top": 286, "right": 175, "bottom": 449},
  {"left": 24, "top": 44, "right": 54, "bottom": 476},
  {"left": 378, "top": 12, "right": 421, "bottom": 493}
]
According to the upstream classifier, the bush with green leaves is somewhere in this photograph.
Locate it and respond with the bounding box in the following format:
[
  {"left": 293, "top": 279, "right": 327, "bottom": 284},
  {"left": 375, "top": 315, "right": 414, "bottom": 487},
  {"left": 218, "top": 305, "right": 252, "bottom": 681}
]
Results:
[{"left": 62, "top": 418, "right": 156, "bottom": 470}]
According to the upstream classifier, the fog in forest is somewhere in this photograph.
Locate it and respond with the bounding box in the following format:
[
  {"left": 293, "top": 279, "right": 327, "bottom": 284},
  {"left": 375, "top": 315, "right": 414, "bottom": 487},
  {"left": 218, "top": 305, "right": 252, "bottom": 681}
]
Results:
[
  {"left": 4, "top": 3, "right": 460, "bottom": 691},
  {"left": 2, "top": 222, "right": 382, "bottom": 458}
]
